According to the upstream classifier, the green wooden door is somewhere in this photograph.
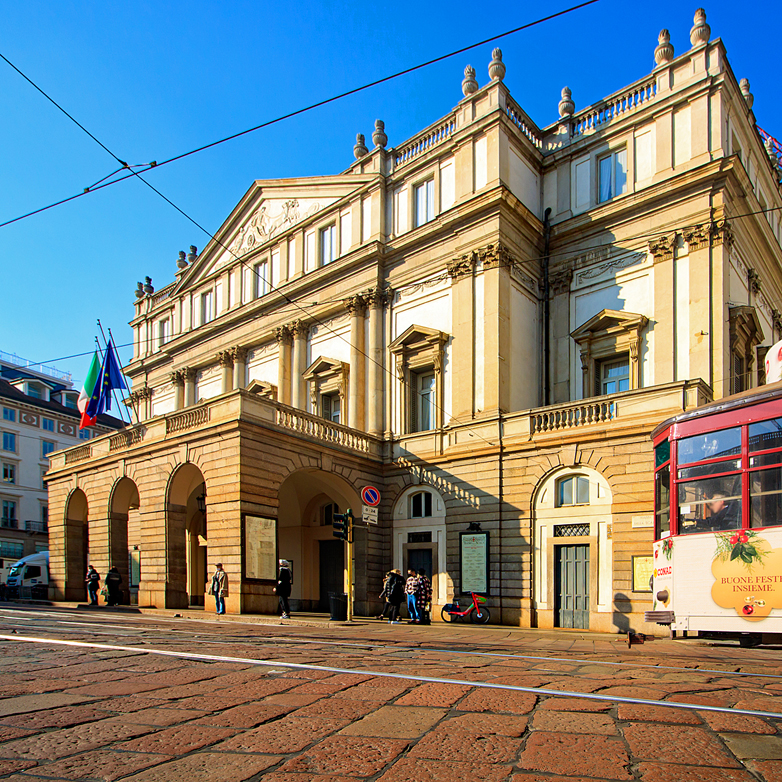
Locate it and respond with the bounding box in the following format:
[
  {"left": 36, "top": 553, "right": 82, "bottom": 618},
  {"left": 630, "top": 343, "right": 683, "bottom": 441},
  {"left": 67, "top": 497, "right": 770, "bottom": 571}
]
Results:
[{"left": 555, "top": 544, "right": 590, "bottom": 629}]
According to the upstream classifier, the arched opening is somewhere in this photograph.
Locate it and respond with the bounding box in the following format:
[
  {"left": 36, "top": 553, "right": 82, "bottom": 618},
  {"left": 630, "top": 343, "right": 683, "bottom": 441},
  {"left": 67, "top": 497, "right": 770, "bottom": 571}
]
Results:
[
  {"left": 108, "top": 477, "right": 138, "bottom": 605},
  {"left": 166, "top": 463, "right": 207, "bottom": 609},
  {"left": 532, "top": 467, "right": 613, "bottom": 632},
  {"left": 277, "top": 469, "right": 362, "bottom": 613},
  {"left": 64, "top": 488, "right": 88, "bottom": 601}
]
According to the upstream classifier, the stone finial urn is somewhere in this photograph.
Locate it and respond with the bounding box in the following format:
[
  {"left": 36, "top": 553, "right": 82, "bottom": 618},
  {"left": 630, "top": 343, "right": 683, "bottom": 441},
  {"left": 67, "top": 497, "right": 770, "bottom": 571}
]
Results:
[
  {"left": 488, "top": 48, "right": 505, "bottom": 81},
  {"left": 558, "top": 87, "right": 575, "bottom": 118},
  {"left": 143, "top": 276, "right": 154, "bottom": 295},
  {"left": 690, "top": 8, "right": 710, "bottom": 47},
  {"left": 462, "top": 65, "right": 478, "bottom": 96},
  {"left": 740, "top": 78, "right": 754, "bottom": 110},
  {"left": 372, "top": 120, "right": 387, "bottom": 148},
  {"left": 654, "top": 29, "right": 674, "bottom": 65},
  {"left": 353, "top": 133, "right": 368, "bottom": 159},
  {"left": 765, "top": 137, "right": 779, "bottom": 171},
  {"left": 187, "top": 245, "right": 198, "bottom": 264},
  {"left": 177, "top": 250, "right": 188, "bottom": 269},
  {"left": 135, "top": 282, "right": 144, "bottom": 299}
]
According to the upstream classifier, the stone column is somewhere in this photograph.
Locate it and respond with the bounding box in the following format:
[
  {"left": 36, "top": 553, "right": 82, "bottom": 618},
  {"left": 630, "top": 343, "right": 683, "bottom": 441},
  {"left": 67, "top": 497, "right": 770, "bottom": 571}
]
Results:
[
  {"left": 650, "top": 234, "right": 677, "bottom": 386},
  {"left": 481, "top": 244, "right": 511, "bottom": 415},
  {"left": 447, "top": 253, "right": 476, "bottom": 421},
  {"left": 291, "top": 321, "right": 309, "bottom": 410},
  {"left": 346, "top": 296, "right": 367, "bottom": 430},
  {"left": 218, "top": 350, "right": 234, "bottom": 394},
  {"left": 367, "top": 288, "right": 389, "bottom": 436},
  {"left": 184, "top": 368, "right": 197, "bottom": 407},
  {"left": 276, "top": 326, "right": 293, "bottom": 405},
  {"left": 232, "top": 347, "right": 247, "bottom": 390},
  {"left": 171, "top": 370, "right": 186, "bottom": 411}
]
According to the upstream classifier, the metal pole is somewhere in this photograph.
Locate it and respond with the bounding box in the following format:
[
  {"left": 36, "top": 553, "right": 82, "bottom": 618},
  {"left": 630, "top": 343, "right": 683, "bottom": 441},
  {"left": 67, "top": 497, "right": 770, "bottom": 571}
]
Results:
[
  {"left": 347, "top": 509, "right": 354, "bottom": 622},
  {"left": 107, "top": 327, "right": 140, "bottom": 425},
  {"left": 96, "top": 321, "right": 131, "bottom": 425}
]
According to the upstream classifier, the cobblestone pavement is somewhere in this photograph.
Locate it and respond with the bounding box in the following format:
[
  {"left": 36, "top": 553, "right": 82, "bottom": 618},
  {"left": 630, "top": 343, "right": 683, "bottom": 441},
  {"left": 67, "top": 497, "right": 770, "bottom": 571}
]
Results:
[{"left": 0, "top": 606, "right": 779, "bottom": 781}]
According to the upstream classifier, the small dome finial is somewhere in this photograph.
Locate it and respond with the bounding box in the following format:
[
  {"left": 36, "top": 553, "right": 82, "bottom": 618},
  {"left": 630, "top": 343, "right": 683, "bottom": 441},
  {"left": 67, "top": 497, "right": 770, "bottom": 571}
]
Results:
[
  {"left": 143, "top": 276, "right": 154, "bottom": 295},
  {"left": 690, "top": 8, "right": 710, "bottom": 47},
  {"left": 353, "top": 133, "right": 368, "bottom": 160},
  {"left": 372, "top": 120, "right": 387, "bottom": 148},
  {"left": 135, "top": 281, "right": 144, "bottom": 299},
  {"left": 462, "top": 65, "right": 478, "bottom": 96},
  {"left": 739, "top": 78, "right": 754, "bottom": 110},
  {"left": 188, "top": 245, "right": 198, "bottom": 264},
  {"left": 558, "top": 87, "right": 575, "bottom": 118},
  {"left": 654, "top": 29, "right": 674, "bottom": 66},
  {"left": 488, "top": 48, "right": 505, "bottom": 82},
  {"left": 177, "top": 250, "right": 187, "bottom": 269}
]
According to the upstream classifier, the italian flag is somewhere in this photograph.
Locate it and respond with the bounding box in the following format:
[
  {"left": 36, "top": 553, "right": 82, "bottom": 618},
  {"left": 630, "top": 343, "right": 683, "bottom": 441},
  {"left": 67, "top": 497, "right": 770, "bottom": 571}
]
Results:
[{"left": 77, "top": 352, "right": 101, "bottom": 429}]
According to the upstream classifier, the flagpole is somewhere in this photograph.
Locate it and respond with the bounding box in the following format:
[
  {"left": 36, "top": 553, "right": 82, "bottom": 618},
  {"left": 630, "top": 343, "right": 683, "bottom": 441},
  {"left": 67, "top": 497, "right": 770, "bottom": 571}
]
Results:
[
  {"left": 107, "top": 326, "right": 140, "bottom": 425},
  {"left": 96, "top": 321, "right": 131, "bottom": 426}
]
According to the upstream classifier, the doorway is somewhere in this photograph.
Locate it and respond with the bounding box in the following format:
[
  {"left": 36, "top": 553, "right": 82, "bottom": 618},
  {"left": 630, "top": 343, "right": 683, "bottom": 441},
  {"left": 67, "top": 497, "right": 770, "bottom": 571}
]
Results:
[
  {"left": 407, "top": 548, "right": 433, "bottom": 580},
  {"left": 318, "top": 539, "right": 345, "bottom": 611},
  {"left": 555, "top": 544, "right": 590, "bottom": 629}
]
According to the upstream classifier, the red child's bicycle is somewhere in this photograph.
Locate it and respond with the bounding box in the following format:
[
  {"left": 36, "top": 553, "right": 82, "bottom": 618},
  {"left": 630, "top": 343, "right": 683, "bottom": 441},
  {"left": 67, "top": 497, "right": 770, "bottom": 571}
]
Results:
[{"left": 441, "top": 592, "right": 490, "bottom": 624}]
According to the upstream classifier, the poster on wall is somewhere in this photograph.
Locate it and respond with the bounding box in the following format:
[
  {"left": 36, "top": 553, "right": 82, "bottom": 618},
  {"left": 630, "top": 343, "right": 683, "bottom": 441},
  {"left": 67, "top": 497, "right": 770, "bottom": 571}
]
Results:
[
  {"left": 460, "top": 530, "right": 489, "bottom": 595},
  {"left": 632, "top": 555, "right": 654, "bottom": 592},
  {"left": 244, "top": 515, "right": 276, "bottom": 581}
]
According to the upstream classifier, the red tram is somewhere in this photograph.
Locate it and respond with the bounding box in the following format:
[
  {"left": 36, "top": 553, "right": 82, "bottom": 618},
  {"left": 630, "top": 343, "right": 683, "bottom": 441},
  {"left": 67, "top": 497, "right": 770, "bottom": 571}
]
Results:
[{"left": 647, "top": 382, "right": 782, "bottom": 641}]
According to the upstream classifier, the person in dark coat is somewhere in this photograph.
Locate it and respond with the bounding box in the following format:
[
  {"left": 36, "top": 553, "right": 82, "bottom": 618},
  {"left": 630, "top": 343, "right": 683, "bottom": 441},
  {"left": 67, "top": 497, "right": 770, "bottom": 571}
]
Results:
[
  {"left": 275, "top": 559, "right": 292, "bottom": 618},
  {"left": 384, "top": 569, "right": 405, "bottom": 624},
  {"left": 105, "top": 567, "right": 122, "bottom": 606},
  {"left": 85, "top": 565, "right": 100, "bottom": 606}
]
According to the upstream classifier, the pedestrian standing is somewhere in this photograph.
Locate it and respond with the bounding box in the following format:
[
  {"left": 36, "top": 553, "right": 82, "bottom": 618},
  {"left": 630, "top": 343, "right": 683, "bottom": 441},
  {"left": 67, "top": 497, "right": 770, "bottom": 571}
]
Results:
[
  {"left": 105, "top": 567, "right": 122, "bottom": 606},
  {"left": 386, "top": 569, "right": 405, "bottom": 623},
  {"left": 378, "top": 571, "right": 394, "bottom": 619},
  {"left": 276, "top": 559, "right": 292, "bottom": 618},
  {"left": 211, "top": 563, "right": 228, "bottom": 615},
  {"left": 415, "top": 568, "right": 432, "bottom": 625},
  {"left": 405, "top": 569, "right": 419, "bottom": 624},
  {"left": 85, "top": 565, "right": 101, "bottom": 606}
]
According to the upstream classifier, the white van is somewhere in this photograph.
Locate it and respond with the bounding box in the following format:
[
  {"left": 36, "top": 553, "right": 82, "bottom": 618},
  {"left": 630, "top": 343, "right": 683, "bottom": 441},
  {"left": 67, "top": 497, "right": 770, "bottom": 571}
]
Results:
[{"left": 6, "top": 551, "right": 49, "bottom": 600}]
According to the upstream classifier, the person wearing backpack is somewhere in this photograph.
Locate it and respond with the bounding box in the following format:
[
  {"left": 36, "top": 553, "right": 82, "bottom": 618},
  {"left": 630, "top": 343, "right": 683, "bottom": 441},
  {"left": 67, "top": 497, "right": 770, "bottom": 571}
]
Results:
[
  {"left": 85, "top": 565, "right": 101, "bottom": 606},
  {"left": 386, "top": 569, "right": 405, "bottom": 623},
  {"left": 211, "top": 563, "right": 228, "bottom": 615},
  {"left": 105, "top": 567, "right": 122, "bottom": 606}
]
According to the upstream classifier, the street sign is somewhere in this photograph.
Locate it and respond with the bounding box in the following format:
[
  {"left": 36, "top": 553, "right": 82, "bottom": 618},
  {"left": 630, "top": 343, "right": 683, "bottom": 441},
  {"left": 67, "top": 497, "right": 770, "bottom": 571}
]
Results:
[
  {"left": 361, "top": 486, "right": 381, "bottom": 506},
  {"left": 362, "top": 504, "right": 379, "bottom": 524}
]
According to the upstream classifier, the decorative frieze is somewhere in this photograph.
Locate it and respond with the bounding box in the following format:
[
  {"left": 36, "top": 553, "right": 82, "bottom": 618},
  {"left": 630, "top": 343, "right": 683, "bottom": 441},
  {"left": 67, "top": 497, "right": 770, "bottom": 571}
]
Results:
[{"left": 576, "top": 252, "right": 644, "bottom": 284}]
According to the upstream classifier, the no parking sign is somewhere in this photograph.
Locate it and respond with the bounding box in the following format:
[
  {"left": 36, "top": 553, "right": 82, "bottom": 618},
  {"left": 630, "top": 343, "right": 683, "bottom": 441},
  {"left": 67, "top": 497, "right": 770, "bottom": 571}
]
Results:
[{"left": 361, "top": 486, "right": 381, "bottom": 506}]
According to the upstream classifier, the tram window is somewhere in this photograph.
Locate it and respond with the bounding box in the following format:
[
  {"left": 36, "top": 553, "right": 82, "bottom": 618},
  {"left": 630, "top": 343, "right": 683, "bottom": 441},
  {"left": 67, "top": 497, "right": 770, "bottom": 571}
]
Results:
[
  {"left": 677, "top": 428, "right": 741, "bottom": 465},
  {"left": 679, "top": 459, "right": 741, "bottom": 479},
  {"left": 750, "top": 467, "right": 782, "bottom": 529},
  {"left": 654, "top": 466, "right": 670, "bottom": 539},
  {"left": 655, "top": 439, "right": 670, "bottom": 468},
  {"left": 677, "top": 476, "right": 741, "bottom": 534},
  {"left": 749, "top": 418, "right": 782, "bottom": 453},
  {"left": 750, "top": 452, "right": 782, "bottom": 468}
]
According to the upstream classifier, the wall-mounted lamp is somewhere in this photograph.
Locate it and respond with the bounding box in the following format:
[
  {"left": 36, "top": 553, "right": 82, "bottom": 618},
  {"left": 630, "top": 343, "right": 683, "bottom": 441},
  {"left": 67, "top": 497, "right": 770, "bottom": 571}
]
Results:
[
  {"left": 196, "top": 495, "right": 206, "bottom": 514},
  {"left": 467, "top": 522, "right": 482, "bottom": 531}
]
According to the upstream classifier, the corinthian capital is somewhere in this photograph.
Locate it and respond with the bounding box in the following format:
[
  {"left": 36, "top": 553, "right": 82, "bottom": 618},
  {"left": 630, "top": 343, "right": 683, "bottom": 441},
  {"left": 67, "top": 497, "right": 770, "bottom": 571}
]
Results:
[
  {"left": 344, "top": 295, "right": 367, "bottom": 315},
  {"left": 366, "top": 286, "right": 392, "bottom": 308},
  {"left": 275, "top": 325, "right": 293, "bottom": 345},
  {"left": 217, "top": 349, "right": 234, "bottom": 368}
]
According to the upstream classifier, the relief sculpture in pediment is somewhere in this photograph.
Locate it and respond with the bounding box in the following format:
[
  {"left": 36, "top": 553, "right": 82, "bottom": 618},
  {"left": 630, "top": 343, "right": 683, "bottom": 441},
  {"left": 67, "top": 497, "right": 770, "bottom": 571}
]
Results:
[{"left": 230, "top": 198, "right": 323, "bottom": 258}]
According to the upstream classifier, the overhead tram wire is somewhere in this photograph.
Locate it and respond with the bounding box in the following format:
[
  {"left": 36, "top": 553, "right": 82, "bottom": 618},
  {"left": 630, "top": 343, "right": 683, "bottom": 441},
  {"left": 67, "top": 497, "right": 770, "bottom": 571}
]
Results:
[{"left": 0, "top": 1, "right": 603, "bottom": 229}]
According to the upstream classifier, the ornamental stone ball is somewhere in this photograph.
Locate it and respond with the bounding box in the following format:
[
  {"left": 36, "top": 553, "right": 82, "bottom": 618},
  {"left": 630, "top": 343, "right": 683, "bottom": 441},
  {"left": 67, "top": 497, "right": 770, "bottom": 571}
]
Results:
[
  {"left": 187, "top": 245, "right": 198, "bottom": 264},
  {"left": 372, "top": 120, "right": 387, "bottom": 149},
  {"left": 740, "top": 78, "right": 754, "bottom": 110},
  {"left": 654, "top": 29, "right": 674, "bottom": 65},
  {"left": 690, "top": 8, "right": 710, "bottom": 47},
  {"left": 353, "top": 133, "right": 368, "bottom": 159},
  {"left": 462, "top": 65, "right": 478, "bottom": 96},
  {"left": 143, "top": 276, "right": 154, "bottom": 295},
  {"left": 135, "top": 282, "right": 144, "bottom": 299},
  {"left": 488, "top": 48, "right": 505, "bottom": 82},
  {"left": 558, "top": 87, "right": 575, "bottom": 118},
  {"left": 177, "top": 250, "right": 188, "bottom": 269}
]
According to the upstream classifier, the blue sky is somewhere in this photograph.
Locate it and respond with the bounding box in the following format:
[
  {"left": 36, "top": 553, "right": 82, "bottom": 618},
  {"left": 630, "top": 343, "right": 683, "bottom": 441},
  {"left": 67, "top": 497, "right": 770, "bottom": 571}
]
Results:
[{"left": 0, "top": 0, "right": 776, "bottom": 397}]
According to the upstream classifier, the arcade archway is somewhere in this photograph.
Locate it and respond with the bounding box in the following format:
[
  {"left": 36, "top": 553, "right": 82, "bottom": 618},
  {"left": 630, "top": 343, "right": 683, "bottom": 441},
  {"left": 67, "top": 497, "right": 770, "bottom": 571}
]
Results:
[{"left": 64, "top": 488, "right": 88, "bottom": 601}]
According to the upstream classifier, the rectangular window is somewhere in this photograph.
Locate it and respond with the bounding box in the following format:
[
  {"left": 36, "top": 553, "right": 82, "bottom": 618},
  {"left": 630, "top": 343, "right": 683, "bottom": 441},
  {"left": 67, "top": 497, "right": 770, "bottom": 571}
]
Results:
[
  {"left": 201, "top": 290, "right": 214, "bottom": 324},
  {"left": 321, "top": 393, "right": 340, "bottom": 425},
  {"left": 557, "top": 475, "right": 590, "bottom": 507},
  {"left": 414, "top": 179, "right": 435, "bottom": 227},
  {"left": 0, "top": 542, "right": 22, "bottom": 559},
  {"left": 2, "top": 409, "right": 15, "bottom": 423},
  {"left": 78, "top": 429, "right": 90, "bottom": 441},
  {"left": 27, "top": 385, "right": 42, "bottom": 399},
  {"left": 2, "top": 464, "right": 15, "bottom": 484},
  {"left": 677, "top": 475, "right": 742, "bottom": 534},
  {"left": 414, "top": 372, "right": 436, "bottom": 432},
  {"left": 654, "top": 465, "right": 670, "bottom": 539},
  {"left": 63, "top": 396, "right": 77, "bottom": 410},
  {"left": 2, "top": 433, "right": 15, "bottom": 453},
  {"left": 41, "top": 506, "right": 48, "bottom": 525},
  {"left": 750, "top": 466, "right": 782, "bottom": 529},
  {"left": 158, "top": 318, "right": 171, "bottom": 348},
  {"left": 42, "top": 418, "right": 55, "bottom": 432},
  {"left": 678, "top": 427, "right": 741, "bottom": 466},
  {"left": 1, "top": 500, "right": 16, "bottom": 527},
  {"left": 253, "top": 260, "right": 269, "bottom": 298},
  {"left": 599, "top": 356, "right": 630, "bottom": 395},
  {"left": 731, "top": 352, "right": 746, "bottom": 395},
  {"left": 598, "top": 148, "right": 627, "bottom": 203},
  {"left": 320, "top": 224, "right": 337, "bottom": 266},
  {"left": 411, "top": 491, "right": 433, "bottom": 518},
  {"left": 42, "top": 440, "right": 55, "bottom": 458}
]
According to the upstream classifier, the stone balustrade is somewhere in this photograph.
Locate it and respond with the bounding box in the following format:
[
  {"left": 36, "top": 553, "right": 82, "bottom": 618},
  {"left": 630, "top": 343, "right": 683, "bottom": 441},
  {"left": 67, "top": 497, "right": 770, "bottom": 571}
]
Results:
[
  {"left": 531, "top": 399, "right": 617, "bottom": 434},
  {"left": 148, "top": 283, "right": 174, "bottom": 308},
  {"left": 569, "top": 77, "right": 657, "bottom": 139},
  {"left": 505, "top": 96, "right": 543, "bottom": 149},
  {"left": 64, "top": 444, "right": 92, "bottom": 465},
  {"left": 166, "top": 406, "right": 210, "bottom": 434},
  {"left": 393, "top": 114, "right": 456, "bottom": 169}
]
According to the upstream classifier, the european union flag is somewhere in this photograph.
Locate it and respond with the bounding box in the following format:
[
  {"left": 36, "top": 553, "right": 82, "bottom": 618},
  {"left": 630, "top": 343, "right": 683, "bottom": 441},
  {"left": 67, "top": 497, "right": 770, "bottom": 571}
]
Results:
[{"left": 84, "top": 341, "right": 128, "bottom": 423}]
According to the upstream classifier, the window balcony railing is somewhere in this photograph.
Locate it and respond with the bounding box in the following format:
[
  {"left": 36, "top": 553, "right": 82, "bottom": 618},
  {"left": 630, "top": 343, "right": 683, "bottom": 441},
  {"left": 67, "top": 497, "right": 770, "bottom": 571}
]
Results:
[
  {"left": 25, "top": 520, "right": 48, "bottom": 534},
  {"left": 1, "top": 519, "right": 18, "bottom": 530}
]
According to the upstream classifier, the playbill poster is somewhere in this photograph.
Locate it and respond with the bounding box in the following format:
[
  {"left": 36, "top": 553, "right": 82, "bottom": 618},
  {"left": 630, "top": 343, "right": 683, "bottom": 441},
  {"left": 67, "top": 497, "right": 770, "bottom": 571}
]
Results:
[
  {"left": 460, "top": 531, "right": 488, "bottom": 594},
  {"left": 245, "top": 515, "right": 276, "bottom": 580}
]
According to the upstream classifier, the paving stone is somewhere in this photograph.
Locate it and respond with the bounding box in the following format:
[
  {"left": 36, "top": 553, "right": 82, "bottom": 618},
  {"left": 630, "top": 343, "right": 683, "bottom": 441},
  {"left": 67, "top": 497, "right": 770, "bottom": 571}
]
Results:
[
  {"left": 264, "top": 775, "right": 367, "bottom": 782},
  {"left": 291, "top": 697, "right": 380, "bottom": 721},
  {"left": 26, "top": 750, "right": 172, "bottom": 781},
  {"left": 0, "top": 706, "right": 111, "bottom": 730},
  {"left": 334, "top": 683, "right": 412, "bottom": 701},
  {"left": 530, "top": 710, "right": 617, "bottom": 734},
  {"left": 340, "top": 706, "right": 446, "bottom": 738},
  {"left": 441, "top": 713, "right": 528, "bottom": 736},
  {"left": 118, "top": 751, "right": 282, "bottom": 782},
  {"left": 457, "top": 689, "right": 537, "bottom": 715},
  {"left": 278, "top": 736, "right": 409, "bottom": 776},
  {"left": 190, "top": 702, "right": 290, "bottom": 728},
  {"left": 114, "top": 724, "right": 237, "bottom": 755},
  {"left": 518, "top": 732, "right": 632, "bottom": 780},
  {"left": 0, "top": 693, "right": 95, "bottom": 717},
  {"left": 700, "top": 711, "right": 777, "bottom": 734},
  {"left": 117, "top": 707, "right": 206, "bottom": 726},
  {"left": 0, "top": 759, "right": 37, "bottom": 775},
  {"left": 377, "top": 758, "right": 513, "bottom": 781},
  {"left": 512, "top": 775, "right": 608, "bottom": 782},
  {"left": 538, "top": 697, "right": 612, "bottom": 712},
  {"left": 616, "top": 704, "right": 702, "bottom": 724},
  {"left": 171, "top": 690, "right": 261, "bottom": 711},
  {"left": 409, "top": 728, "right": 522, "bottom": 764},
  {"left": 0, "top": 726, "right": 36, "bottom": 742},
  {"left": 395, "top": 683, "right": 472, "bottom": 707},
  {"left": 215, "top": 716, "right": 349, "bottom": 753},
  {"left": 623, "top": 723, "right": 742, "bottom": 767},
  {"left": 746, "top": 760, "right": 782, "bottom": 782},
  {"left": 595, "top": 685, "right": 668, "bottom": 700},
  {"left": 636, "top": 763, "right": 757, "bottom": 781},
  {"left": 720, "top": 733, "right": 782, "bottom": 759}
]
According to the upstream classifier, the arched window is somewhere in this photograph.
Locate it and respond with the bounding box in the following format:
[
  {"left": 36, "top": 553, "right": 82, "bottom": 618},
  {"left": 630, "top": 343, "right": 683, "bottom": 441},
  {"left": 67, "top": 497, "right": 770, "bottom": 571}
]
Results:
[
  {"left": 410, "top": 491, "right": 433, "bottom": 518},
  {"left": 556, "top": 475, "right": 589, "bottom": 507},
  {"left": 321, "top": 502, "right": 339, "bottom": 526}
]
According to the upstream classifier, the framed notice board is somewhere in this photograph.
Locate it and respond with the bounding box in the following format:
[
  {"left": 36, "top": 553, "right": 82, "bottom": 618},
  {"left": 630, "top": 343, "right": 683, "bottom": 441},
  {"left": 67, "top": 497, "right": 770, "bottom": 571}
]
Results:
[
  {"left": 243, "top": 514, "right": 277, "bottom": 582},
  {"left": 460, "top": 530, "right": 489, "bottom": 595},
  {"left": 632, "top": 555, "right": 654, "bottom": 593}
]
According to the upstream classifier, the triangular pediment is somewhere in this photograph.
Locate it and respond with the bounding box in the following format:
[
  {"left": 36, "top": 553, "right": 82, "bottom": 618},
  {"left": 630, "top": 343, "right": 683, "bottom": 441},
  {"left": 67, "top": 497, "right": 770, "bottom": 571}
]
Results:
[
  {"left": 389, "top": 324, "right": 448, "bottom": 353},
  {"left": 172, "top": 174, "right": 372, "bottom": 295},
  {"left": 571, "top": 309, "right": 648, "bottom": 341},
  {"left": 246, "top": 379, "right": 277, "bottom": 400},
  {"left": 303, "top": 356, "right": 346, "bottom": 381}
]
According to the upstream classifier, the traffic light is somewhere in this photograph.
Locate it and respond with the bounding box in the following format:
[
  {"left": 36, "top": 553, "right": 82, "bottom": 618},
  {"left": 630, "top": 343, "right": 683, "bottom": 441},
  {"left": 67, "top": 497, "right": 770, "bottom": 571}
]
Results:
[{"left": 332, "top": 508, "right": 353, "bottom": 541}]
